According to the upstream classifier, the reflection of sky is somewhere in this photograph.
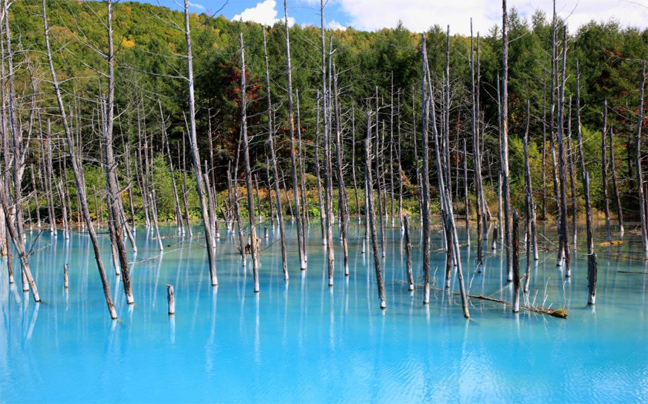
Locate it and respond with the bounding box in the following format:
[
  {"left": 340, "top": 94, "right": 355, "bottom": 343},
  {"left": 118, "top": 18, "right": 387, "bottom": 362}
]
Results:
[
  {"left": 139, "top": 0, "right": 648, "bottom": 35},
  {"left": 0, "top": 221, "right": 647, "bottom": 402}
]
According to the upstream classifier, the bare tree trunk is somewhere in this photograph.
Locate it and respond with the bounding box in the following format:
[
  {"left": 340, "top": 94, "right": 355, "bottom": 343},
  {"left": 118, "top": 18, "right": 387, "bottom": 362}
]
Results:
[
  {"left": 265, "top": 159, "right": 274, "bottom": 227},
  {"left": 396, "top": 95, "right": 403, "bottom": 231},
  {"left": 471, "top": 22, "right": 483, "bottom": 265},
  {"left": 103, "top": 0, "right": 135, "bottom": 302},
  {"left": 496, "top": 77, "right": 503, "bottom": 244},
  {"left": 549, "top": 0, "right": 561, "bottom": 231},
  {"left": 351, "top": 106, "right": 361, "bottom": 223},
  {"left": 523, "top": 100, "right": 539, "bottom": 283},
  {"left": 315, "top": 92, "right": 326, "bottom": 244},
  {"left": 421, "top": 34, "right": 432, "bottom": 304},
  {"left": 1, "top": 4, "right": 38, "bottom": 301},
  {"left": 332, "top": 65, "right": 349, "bottom": 275},
  {"left": 263, "top": 27, "right": 286, "bottom": 282},
  {"left": 254, "top": 174, "right": 262, "bottom": 223},
  {"left": 556, "top": 29, "right": 571, "bottom": 275},
  {"left": 150, "top": 190, "right": 164, "bottom": 251},
  {"left": 476, "top": 34, "right": 491, "bottom": 223},
  {"left": 43, "top": 0, "right": 116, "bottom": 317},
  {"left": 602, "top": 99, "right": 612, "bottom": 242},
  {"left": 375, "top": 92, "right": 386, "bottom": 256},
  {"left": 364, "top": 112, "right": 386, "bottom": 309},
  {"left": 56, "top": 180, "right": 69, "bottom": 239},
  {"left": 512, "top": 210, "right": 520, "bottom": 312},
  {"left": 320, "top": 1, "right": 334, "bottom": 284},
  {"left": 30, "top": 164, "right": 41, "bottom": 229},
  {"left": 575, "top": 61, "right": 597, "bottom": 303},
  {"left": 181, "top": 134, "right": 193, "bottom": 238},
  {"left": 567, "top": 97, "right": 578, "bottom": 249},
  {"left": 502, "top": 0, "right": 512, "bottom": 282},
  {"left": 422, "top": 38, "right": 471, "bottom": 319},
  {"left": 463, "top": 139, "right": 470, "bottom": 246},
  {"left": 295, "top": 90, "right": 308, "bottom": 253},
  {"left": 286, "top": 0, "right": 306, "bottom": 270},
  {"left": 389, "top": 74, "right": 395, "bottom": 225},
  {"left": 160, "top": 103, "right": 184, "bottom": 235},
  {"left": 541, "top": 81, "right": 548, "bottom": 221},
  {"left": 377, "top": 120, "right": 386, "bottom": 258},
  {"left": 239, "top": 33, "right": 260, "bottom": 293},
  {"left": 608, "top": 126, "right": 624, "bottom": 236},
  {"left": 46, "top": 123, "right": 57, "bottom": 233},
  {"left": 207, "top": 110, "right": 219, "bottom": 238},
  {"left": 444, "top": 26, "right": 452, "bottom": 196},
  {"left": 636, "top": 62, "right": 648, "bottom": 253},
  {"left": 403, "top": 214, "right": 414, "bottom": 292},
  {"left": 183, "top": 0, "right": 217, "bottom": 285}
]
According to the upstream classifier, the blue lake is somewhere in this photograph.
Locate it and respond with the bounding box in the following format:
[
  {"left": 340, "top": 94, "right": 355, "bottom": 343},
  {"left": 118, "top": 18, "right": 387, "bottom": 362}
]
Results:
[{"left": 1, "top": 221, "right": 647, "bottom": 403}]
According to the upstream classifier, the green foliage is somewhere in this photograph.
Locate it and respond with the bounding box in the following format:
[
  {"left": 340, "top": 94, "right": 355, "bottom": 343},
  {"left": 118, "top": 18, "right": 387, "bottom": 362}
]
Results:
[{"left": 12, "top": 1, "right": 648, "bottom": 224}]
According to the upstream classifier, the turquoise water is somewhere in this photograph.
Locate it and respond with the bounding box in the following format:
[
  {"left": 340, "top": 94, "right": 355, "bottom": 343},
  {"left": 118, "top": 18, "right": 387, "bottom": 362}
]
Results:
[{"left": 1, "top": 221, "right": 647, "bottom": 403}]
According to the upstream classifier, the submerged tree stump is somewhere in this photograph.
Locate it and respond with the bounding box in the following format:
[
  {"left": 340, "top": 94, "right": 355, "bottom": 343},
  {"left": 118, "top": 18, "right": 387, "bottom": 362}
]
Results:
[{"left": 167, "top": 285, "right": 175, "bottom": 315}]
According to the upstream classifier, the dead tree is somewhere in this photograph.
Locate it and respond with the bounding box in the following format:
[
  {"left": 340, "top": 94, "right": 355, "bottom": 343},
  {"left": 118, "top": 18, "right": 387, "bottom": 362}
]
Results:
[
  {"left": 239, "top": 33, "right": 260, "bottom": 293},
  {"left": 608, "top": 126, "right": 624, "bottom": 236},
  {"left": 512, "top": 211, "right": 520, "bottom": 313},
  {"left": 637, "top": 62, "right": 648, "bottom": 253},
  {"left": 471, "top": 22, "right": 484, "bottom": 266},
  {"left": 30, "top": 165, "right": 41, "bottom": 229},
  {"left": 403, "top": 214, "right": 414, "bottom": 292},
  {"left": 463, "top": 139, "right": 470, "bottom": 246},
  {"left": 43, "top": 0, "right": 116, "bottom": 317},
  {"left": 102, "top": 0, "right": 135, "bottom": 302},
  {"left": 160, "top": 103, "right": 184, "bottom": 235},
  {"left": 389, "top": 74, "right": 395, "bottom": 225},
  {"left": 351, "top": 106, "right": 361, "bottom": 223},
  {"left": 286, "top": 0, "right": 306, "bottom": 270},
  {"left": 180, "top": 134, "right": 193, "bottom": 238},
  {"left": 364, "top": 112, "right": 386, "bottom": 309},
  {"left": 575, "top": 62, "right": 597, "bottom": 304},
  {"left": 183, "top": 0, "right": 217, "bottom": 285},
  {"left": 502, "top": 0, "right": 512, "bottom": 282},
  {"left": 295, "top": 90, "right": 308, "bottom": 252},
  {"left": 523, "top": 100, "right": 539, "bottom": 267},
  {"left": 320, "top": 0, "right": 334, "bottom": 284},
  {"left": 556, "top": 29, "right": 571, "bottom": 275},
  {"left": 420, "top": 34, "right": 432, "bottom": 305},
  {"left": 332, "top": 65, "right": 349, "bottom": 275},
  {"left": 567, "top": 98, "right": 577, "bottom": 249},
  {"left": 602, "top": 99, "right": 612, "bottom": 242},
  {"left": 426, "top": 36, "right": 471, "bottom": 319},
  {"left": 315, "top": 91, "right": 326, "bottom": 243}
]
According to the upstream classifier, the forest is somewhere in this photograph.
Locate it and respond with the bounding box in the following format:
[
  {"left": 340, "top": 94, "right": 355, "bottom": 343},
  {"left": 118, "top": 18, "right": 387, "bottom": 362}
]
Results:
[{"left": 1, "top": 0, "right": 648, "bottom": 317}]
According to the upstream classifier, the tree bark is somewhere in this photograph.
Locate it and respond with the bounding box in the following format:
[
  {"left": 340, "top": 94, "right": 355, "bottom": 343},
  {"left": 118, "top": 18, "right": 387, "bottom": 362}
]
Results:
[
  {"left": 364, "top": 112, "right": 386, "bottom": 309},
  {"left": 512, "top": 211, "right": 520, "bottom": 313},
  {"left": 183, "top": 0, "right": 217, "bottom": 285},
  {"left": 608, "top": 126, "right": 624, "bottom": 236},
  {"left": 502, "top": 0, "right": 512, "bottom": 282},
  {"left": 420, "top": 34, "right": 432, "bottom": 304},
  {"left": 286, "top": 0, "right": 306, "bottom": 270},
  {"left": 239, "top": 33, "right": 260, "bottom": 293},
  {"left": 43, "top": 0, "right": 115, "bottom": 316},
  {"left": 636, "top": 62, "right": 648, "bottom": 253},
  {"left": 602, "top": 99, "right": 612, "bottom": 242}
]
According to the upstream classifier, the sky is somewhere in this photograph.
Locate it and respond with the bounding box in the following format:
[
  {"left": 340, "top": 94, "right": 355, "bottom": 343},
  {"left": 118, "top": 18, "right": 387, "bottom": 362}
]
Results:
[{"left": 149, "top": 0, "right": 648, "bottom": 35}]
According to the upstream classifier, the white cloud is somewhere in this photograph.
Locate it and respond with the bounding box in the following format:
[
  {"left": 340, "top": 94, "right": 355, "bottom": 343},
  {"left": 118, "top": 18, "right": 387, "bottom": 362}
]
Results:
[
  {"left": 327, "top": 20, "right": 346, "bottom": 30},
  {"left": 334, "top": 0, "right": 648, "bottom": 35},
  {"left": 232, "top": 0, "right": 296, "bottom": 26},
  {"left": 188, "top": 1, "right": 205, "bottom": 11}
]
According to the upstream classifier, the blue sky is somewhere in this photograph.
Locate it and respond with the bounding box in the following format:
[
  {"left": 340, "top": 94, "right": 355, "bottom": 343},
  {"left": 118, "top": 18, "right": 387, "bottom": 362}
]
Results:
[{"left": 143, "top": 0, "right": 648, "bottom": 35}]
